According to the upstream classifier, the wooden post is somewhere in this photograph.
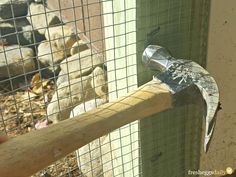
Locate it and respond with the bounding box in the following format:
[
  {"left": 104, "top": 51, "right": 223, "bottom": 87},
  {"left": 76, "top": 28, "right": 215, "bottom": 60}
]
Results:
[{"left": 136, "top": 0, "right": 210, "bottom": 176}]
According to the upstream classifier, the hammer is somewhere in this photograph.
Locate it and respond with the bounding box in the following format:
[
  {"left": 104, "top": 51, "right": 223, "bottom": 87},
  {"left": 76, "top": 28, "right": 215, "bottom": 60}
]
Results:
[{"left": 0, "top": 45, "right": 219, "bottom": 177}]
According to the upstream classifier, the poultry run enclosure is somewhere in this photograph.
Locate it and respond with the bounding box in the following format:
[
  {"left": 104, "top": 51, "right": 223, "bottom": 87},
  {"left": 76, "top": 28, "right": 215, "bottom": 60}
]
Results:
[{"left": 0, "top": 0, "right": 211, "bottom": 176}]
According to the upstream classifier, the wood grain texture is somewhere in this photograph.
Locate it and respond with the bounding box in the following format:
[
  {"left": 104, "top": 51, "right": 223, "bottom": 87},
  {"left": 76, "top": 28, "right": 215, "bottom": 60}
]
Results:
[
  {"left": 0, "top": 80, "right": 172, "bottom": 177},
  {"left": 136, "top": 0, "right": 209, "bottom": 176}
]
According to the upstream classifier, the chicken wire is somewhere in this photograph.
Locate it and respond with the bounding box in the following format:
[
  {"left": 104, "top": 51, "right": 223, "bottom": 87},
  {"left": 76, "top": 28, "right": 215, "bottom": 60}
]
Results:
[{"left": 0, "top": 0, "right": 210, "bottom": 177}]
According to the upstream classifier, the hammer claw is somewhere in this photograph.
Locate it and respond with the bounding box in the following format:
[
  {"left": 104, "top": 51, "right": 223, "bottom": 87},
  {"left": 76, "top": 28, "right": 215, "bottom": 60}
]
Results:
[{"left": 143, "top": 45, "right": 220, "bottom": 152}]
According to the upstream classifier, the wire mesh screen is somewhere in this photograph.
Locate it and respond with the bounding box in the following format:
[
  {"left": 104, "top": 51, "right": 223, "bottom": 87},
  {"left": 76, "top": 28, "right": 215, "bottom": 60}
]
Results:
[
  {"left": 0, "top": 0, "right": 138, "bottom": 176},
  {"left": 136, "top": 0, "right": 210, "bottom": 177},
  {"left": 0, "top": 0, "right": 210, "bottom": 177}
]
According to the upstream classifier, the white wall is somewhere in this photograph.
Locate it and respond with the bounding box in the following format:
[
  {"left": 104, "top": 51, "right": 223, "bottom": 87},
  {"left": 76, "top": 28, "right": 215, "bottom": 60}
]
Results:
[{"left": 103, "top": 0, "right": 139, "bottom": 176}]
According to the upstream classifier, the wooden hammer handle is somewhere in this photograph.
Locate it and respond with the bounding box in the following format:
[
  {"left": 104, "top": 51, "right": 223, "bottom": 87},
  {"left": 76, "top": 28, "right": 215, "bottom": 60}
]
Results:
[{"left": 0, "top": 80, "right": 172, "bottom": 177}]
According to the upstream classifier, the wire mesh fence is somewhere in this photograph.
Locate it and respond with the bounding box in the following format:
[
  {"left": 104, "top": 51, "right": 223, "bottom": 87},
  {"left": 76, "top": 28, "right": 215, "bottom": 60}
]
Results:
[
  {"left": 0, "top": 0, "right": 211, "bottom": 177},
  {"left": 0, "top": 0, "right": 139, "bottom": 176}
]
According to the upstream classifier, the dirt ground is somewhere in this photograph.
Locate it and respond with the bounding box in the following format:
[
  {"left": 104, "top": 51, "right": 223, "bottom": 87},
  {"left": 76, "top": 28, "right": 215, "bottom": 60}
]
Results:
[
  {"left": 200, "top": 0, "right": 236, "bottom": 176},
  {"left": 0, "top": 78, "right": 80, "bottom": 177}
]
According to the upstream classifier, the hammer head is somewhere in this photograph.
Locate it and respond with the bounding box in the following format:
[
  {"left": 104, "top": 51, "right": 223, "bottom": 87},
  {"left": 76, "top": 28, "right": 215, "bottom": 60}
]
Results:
[{"left": 143, "top": 45, "right": 220, "bottom": 152}]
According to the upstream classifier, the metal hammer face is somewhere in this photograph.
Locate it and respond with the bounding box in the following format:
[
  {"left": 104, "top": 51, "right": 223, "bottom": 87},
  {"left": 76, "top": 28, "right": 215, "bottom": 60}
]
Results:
[{"left": 143, "top": 45, "right": 220, "bottom": 152}]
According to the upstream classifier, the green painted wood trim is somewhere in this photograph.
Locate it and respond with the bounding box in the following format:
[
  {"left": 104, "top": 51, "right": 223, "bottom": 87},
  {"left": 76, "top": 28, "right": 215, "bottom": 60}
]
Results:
[{"left": 136, "top": 0, "right": 211, "bottom": 176}]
